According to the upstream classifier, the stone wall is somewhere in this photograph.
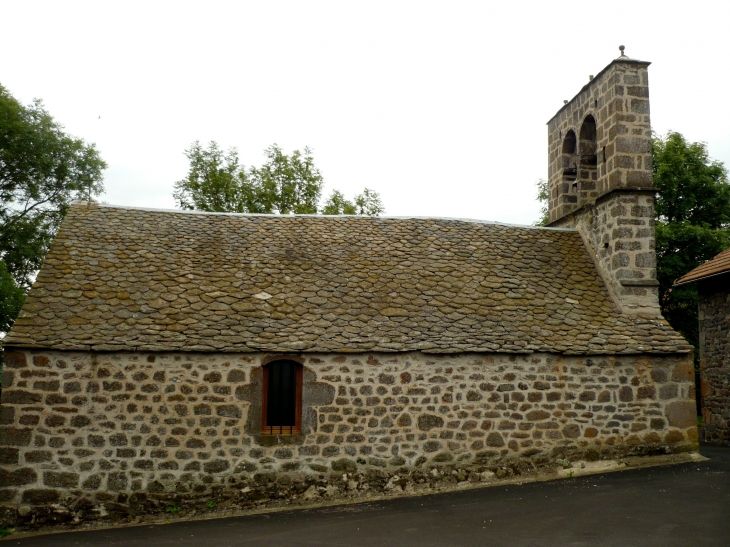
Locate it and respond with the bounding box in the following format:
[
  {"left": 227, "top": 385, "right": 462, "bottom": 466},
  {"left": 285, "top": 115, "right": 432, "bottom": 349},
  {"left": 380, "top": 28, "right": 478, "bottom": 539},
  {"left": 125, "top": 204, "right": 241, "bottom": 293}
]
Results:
[
  {"left": 1, "top": 349, "right": 696, "bottom": 523},
  {"left": 551, "top": 190, "right": 660, "bottom": 316},
  {"left": 699, "top": 276, "right": 730, "bottom": 445}
]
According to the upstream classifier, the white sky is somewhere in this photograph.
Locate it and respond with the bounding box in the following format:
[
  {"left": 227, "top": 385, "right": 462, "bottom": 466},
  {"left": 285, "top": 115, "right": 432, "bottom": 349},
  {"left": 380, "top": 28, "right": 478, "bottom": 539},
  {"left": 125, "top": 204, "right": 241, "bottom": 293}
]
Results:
[{"left": 2, "top": 0, "right": 729, "bottom": 225}]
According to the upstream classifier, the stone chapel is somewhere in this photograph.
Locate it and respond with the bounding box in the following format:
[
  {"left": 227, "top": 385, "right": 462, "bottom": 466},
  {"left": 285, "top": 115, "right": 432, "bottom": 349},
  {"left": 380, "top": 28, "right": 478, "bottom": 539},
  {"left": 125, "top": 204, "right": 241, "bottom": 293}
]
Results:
[{"left": 0, "top": 49, "right": 698, "bottom": 524}]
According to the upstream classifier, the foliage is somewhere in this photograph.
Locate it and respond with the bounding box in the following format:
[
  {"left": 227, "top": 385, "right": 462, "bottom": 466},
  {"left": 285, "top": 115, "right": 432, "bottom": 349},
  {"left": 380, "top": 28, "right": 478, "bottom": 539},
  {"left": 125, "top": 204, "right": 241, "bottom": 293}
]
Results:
[
  {"left": 321, "top": 188, "right": 384, "bottom": 216},
  {"left": 653, "top": 132, "right": 730, "bottom": 227},
  {"left": 653, "top": 131, "right": 730, "bottom": 352},
  {"left": 207, "top": 500, "right": 217, "bottom": 510},
  {"left": 174, "top": 141, "right": 383, "bottom": 216},
  {"left": 165, "top": 503, "right": 181, "bottom": 514},
  {"left": 0, "top": 526, "right": 12, "bottom": 538},
  {"left": 0, "top": 261, "right": 25, "bottom": 333},
  {"left": 533, "top": 178, "right": 549, "bottom": 226},
  {"left": 0, "top": 83, "right": 106, "bottom": 335}
]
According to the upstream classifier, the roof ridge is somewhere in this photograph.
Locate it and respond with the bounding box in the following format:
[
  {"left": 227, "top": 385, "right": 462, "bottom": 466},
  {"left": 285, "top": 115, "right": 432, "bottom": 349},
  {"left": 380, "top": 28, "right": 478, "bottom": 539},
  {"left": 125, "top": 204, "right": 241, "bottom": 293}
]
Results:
[{"left": 77, "top": 201, "right": 577, "bottom": 232}]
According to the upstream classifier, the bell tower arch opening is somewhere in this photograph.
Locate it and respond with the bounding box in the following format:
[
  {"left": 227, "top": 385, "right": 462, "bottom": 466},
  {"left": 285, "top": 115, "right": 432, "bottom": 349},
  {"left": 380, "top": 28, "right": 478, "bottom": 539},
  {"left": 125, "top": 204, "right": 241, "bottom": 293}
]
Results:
[
  {"left": 578, "top": 115, "right": 598, "bottom": 202},
  {"left": 558, "top": 129, "right": 578, "bottom": 201}
]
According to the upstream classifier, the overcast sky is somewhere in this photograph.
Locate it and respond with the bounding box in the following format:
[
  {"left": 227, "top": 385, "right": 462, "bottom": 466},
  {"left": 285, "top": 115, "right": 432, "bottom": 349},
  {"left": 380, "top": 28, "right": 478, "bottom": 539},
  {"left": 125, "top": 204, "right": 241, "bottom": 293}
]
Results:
[{"left": 2, "top": 0, "right": 729, "bottom": 225}]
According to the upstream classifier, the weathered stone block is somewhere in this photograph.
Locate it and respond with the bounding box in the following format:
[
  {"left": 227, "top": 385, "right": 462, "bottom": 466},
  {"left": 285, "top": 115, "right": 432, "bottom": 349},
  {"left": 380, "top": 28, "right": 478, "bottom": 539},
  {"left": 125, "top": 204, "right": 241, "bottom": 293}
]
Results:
[
  {"left": 637, "top": 386, "right": 656, "bottom": 400},
  {"left": 1, "top": 370, "right": 14, "bottom": 388},
  {"left": 44, "top": 414, "right": 66, "bottom": 427},
  {"left": 0, "top": 426, "right": 33, "bottom": 446},
  {"left": 417, "top": 414, "right": 444, "bottom": 431},
  {"left": 203, "top": 371, "right": 222, "bottom": 383},
  {"left": 22, "top": 489, "right": 60, "bottom": 504},
  {"left": 110, "top": 433, "right": 128, "bottom": 446},
  {"left": 43, "top": 471, "right": 79, "bottom": 488},
  {"left": 216, "top": 404, "right": 241, "bottom": 418},
  {"left": 672, "top": 361, "right": 694, "bottom": 382},
  {"left": 0, "top": 467, "right": 37, "bottom": 486},
  {"left": 227, "top": 370, "right": 246, "bottom": 383},
  {"left": 0, "top": 488, "right": 18, "bottom": 502},
  {"left": 659, "top": 384, "right": 678, "bottom": 400},
  {"left": 71, "top": 415, "right": 92, "bottom": 428},
  {"left": 1, "top": 390, "right": 42, "bottom": 405},
  {"left": 203, "top": 459, "right": 230, "bottom": 473},
  {"left": 665, "top": 401, "right": 696, "bottom": 428},
  {"left": 0, "top": 406, "right": 14, "bottom": 425},
  {"left": 63, "top": 381, "right": 82, "bottom": 393},
  {"left": 486, "top": 432, "right": 504, "bottom": 447},
  {"left": 331, "top": 458, "right": 357, "bottom": 473},
  {"left": 562, "top": 424, "right": 581, "bottom": 438},
  {"left": 0, "top": 447, "right": 19, "bottom": 465},
  {"left": 19, "top": 415, "right": 39, "bottom": 426},
  {"left": 526, "top": 410, "right": 550, "bottom": 421},
  {"left": 24, "top": 451, "right": 52, "bottom": 463},
  {"left": 107, "top": 472, "right": 128, "bottom": 491}
]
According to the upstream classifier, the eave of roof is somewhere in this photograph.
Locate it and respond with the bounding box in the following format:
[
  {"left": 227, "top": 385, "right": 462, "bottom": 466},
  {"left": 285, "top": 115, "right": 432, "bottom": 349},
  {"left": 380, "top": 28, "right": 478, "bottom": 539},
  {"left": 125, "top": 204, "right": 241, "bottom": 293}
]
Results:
[{"left": 675, "top": 246, "right": 730, "bottom": 286}]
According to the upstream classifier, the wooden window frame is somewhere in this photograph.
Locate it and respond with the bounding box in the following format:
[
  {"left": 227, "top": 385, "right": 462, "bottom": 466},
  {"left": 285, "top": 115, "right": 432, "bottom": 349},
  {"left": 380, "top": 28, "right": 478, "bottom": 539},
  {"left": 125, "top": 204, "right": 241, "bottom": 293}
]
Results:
[{"left": 261, "top": 360, "right": 303, "bottom": 436}]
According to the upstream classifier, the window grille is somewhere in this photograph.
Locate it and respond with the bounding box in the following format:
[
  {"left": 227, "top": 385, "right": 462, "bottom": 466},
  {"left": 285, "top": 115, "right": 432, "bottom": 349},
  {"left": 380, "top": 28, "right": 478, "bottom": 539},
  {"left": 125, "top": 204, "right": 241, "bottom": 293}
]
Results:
[{"left": 262, "top": 360, "right": 302, "bottom": 435}]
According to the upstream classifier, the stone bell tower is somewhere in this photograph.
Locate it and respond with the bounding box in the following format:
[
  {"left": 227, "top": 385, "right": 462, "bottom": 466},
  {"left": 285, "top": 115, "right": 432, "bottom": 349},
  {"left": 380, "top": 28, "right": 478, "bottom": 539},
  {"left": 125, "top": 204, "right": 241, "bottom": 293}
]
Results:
[{"left": 546, "top": 46, "right": 659, "bottom": 316}]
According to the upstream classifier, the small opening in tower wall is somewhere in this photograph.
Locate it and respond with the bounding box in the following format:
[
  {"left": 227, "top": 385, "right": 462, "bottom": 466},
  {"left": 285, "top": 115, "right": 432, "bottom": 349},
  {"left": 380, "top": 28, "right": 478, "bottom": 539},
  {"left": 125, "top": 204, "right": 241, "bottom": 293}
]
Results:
[
  {"left": 577, "top": 116, "right": 598, "bottom": 193},
  {"left": 560, "top": 130, "right": 578, "bottom": 194},
  {"left": 563, "top": 130, "right": 576, "bottom": 155}
]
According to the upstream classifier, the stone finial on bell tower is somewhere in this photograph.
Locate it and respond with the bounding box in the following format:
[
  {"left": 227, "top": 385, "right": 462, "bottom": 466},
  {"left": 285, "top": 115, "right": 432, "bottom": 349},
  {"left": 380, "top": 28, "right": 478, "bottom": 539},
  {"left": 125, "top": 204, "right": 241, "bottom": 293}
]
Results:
[{"left": 546, "top": 47, "right": 659, "bottom": 316}]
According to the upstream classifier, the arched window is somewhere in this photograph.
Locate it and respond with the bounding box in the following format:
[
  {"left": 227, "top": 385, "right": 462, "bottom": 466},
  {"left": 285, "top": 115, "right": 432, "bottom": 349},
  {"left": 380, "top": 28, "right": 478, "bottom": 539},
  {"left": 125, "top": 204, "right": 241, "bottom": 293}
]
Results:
[
  {"left": 577, "top": 115, "right": 598, "bottom": 194},
  {"left": 579, "top": 115, "right": 597, "bottom": 164},
  {"left": 262, "top": 360, "right": 302, "bottom": 435},
  {"left": 561, "top": 130, "right": 578, "bottom": 194},
  {"left": 563, "top": 129, "right": 576, "bottom": 155}
]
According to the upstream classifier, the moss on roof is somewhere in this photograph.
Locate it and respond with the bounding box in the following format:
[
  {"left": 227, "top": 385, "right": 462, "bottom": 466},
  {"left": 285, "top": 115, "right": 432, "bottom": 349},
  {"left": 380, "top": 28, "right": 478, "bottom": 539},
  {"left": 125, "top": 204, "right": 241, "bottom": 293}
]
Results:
[{"left": 4, "top": 203, "right": 690, "bottom": 355}]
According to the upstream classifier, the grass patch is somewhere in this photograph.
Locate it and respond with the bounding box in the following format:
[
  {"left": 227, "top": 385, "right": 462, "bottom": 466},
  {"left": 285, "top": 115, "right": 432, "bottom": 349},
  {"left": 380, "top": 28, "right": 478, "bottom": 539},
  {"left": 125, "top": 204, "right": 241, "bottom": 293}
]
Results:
[{"left": 0, "top": 527, "right": 13, "bottom": 538}]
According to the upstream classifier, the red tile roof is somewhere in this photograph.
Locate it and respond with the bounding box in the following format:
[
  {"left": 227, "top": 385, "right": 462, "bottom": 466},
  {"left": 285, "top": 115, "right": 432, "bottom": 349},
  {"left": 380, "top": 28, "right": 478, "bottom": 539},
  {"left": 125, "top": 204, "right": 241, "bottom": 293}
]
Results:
[{"left": 675, "top": 246, "right": 730, "bottom": 286}]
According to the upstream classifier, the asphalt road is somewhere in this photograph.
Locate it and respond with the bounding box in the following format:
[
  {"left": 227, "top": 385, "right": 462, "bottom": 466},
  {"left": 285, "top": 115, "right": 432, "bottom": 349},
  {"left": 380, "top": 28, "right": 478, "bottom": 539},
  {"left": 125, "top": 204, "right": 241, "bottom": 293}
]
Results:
[{"left": 5, "top": 445, "right": 730, "bottom": 547}]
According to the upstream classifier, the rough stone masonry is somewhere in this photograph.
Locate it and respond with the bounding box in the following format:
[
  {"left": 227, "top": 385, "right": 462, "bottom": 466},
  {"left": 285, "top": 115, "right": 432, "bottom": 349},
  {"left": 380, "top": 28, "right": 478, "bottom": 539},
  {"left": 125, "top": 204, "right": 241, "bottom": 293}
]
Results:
[{"left": 1, "top": 349, "right": 696, "bottom": 519}]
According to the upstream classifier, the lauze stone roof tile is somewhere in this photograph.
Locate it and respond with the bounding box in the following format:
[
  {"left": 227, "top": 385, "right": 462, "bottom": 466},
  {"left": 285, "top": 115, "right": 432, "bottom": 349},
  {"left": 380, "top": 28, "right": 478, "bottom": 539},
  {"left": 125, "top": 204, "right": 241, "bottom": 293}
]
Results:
[{"left": 3, "top": 203, "right": 690, "bottom": 354}]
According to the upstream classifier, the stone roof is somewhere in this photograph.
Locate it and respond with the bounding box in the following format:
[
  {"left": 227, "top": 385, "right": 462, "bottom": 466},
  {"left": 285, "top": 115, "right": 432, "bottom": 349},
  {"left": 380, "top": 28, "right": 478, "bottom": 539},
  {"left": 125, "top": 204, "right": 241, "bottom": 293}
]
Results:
[
  {"left": 675, "top": 246, "right": 730, "bottom": 286},
  {"left": 4, "top": 203, "right": 690, "bottom": 355}
]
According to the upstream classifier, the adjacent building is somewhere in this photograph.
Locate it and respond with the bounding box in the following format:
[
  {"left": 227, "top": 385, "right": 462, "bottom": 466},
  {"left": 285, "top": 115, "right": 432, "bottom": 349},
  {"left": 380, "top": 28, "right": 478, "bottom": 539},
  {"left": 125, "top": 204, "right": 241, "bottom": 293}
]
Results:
[{"left": 675, "top": 247, "right": 730, "bottom": 445}]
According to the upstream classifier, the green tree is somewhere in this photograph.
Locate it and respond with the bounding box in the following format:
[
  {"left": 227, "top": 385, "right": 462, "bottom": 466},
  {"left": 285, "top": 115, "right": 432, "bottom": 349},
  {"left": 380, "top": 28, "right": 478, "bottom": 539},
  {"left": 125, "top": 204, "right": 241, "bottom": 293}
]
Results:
[
  {"left": 321, "top": 188, "right": 384, "bottom": 216},
  {"left": 174, "top": 141, "right": 384, "bottom": 216},
  {"left": 533, "top": 178, "right": 549, "bottom": 226},
  {"left": 653, "top": 131, "right": 730, "bottom": 351},
  {"left": 0, "top": 84, "right": 106, "bottom": 335}
]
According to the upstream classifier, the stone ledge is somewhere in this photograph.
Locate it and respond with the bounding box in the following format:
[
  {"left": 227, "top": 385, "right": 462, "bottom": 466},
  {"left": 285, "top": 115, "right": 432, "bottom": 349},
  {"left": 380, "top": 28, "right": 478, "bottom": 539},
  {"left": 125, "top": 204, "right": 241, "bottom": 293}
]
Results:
[{"left": 620, "top": 279, "right": 660, "bottom": 287}]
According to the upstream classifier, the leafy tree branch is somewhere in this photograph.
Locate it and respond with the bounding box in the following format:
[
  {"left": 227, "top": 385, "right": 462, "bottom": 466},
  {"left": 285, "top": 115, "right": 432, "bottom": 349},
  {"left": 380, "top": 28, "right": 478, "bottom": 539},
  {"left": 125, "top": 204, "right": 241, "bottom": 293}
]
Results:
[{"left": 174, "top": 141, "right": 384, "bottom": 216}]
